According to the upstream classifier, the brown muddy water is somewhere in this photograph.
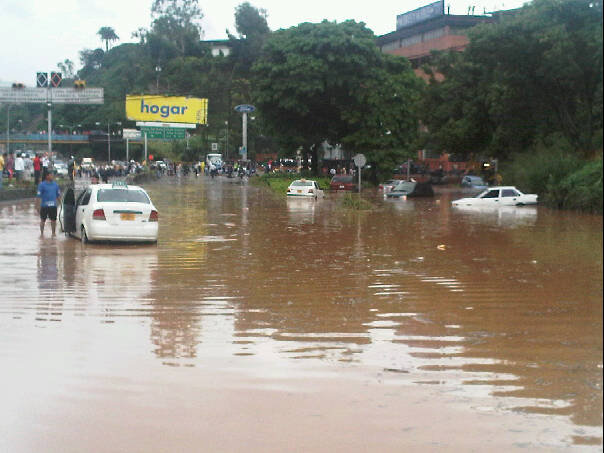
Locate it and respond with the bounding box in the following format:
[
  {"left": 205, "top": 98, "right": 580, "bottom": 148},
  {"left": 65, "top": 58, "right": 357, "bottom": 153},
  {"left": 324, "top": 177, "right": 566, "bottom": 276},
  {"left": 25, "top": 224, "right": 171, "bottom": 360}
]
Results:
[{"left": 0, "top": 177, "right": 602, "bottom": 452}]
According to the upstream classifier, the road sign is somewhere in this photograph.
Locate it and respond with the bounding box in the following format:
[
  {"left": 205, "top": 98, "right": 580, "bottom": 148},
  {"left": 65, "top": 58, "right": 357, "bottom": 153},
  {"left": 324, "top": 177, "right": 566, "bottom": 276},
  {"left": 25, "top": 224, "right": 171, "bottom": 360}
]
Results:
[
  {"left": 0, "top": 87, "right": 104, "bottom": 104},
  {"left": 37, "top": 72, "right": 48, "bottom": 88},
  {"left": 211, "top": 142, "right": 218, "bottom": 151},
  {"left": 353, "top": 153, "right": 367, "bottom": 168},
  {"left": 140, "top": 126, "right": 185, "bottom": 140},
  {"left": 234, "top": 104, "right": 255, "bottom": 113},
  {"left": 123, "top": 128, "right": 141, "bottom": 139}
]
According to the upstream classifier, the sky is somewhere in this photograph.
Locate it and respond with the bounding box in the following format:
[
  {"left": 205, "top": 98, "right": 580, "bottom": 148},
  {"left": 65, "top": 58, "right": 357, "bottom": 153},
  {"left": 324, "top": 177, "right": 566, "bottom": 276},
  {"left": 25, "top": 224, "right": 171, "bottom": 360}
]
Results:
[{"left": 0, "top": 0, "right": 526, "bottom": 85}]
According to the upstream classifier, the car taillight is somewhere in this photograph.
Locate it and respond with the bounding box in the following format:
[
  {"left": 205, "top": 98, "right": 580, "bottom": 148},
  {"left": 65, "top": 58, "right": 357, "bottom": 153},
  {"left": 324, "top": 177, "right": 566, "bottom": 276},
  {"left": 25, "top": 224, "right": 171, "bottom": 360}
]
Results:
[
  {"left": 287, "top": 188, "right": 291, "bottom": 192},
  {"left": 92, "top": 208, "right": 106, "bottom": 220},
  {"left": 149, "top": 210, "right": 159, "bottom": 222}
]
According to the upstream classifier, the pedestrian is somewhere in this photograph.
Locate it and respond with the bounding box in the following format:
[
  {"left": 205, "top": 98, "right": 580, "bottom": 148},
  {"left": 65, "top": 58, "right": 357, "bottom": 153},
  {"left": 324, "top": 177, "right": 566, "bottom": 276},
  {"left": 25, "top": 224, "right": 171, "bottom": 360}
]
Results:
[
  {"left": 6, "top": 152, "right": 15, "bottom": 180},
  {"left": 33, "top": 153, "right": 42, "bottom": 185},
  {"left": 36, "top": 172, "right": 61, "bottom": 237},
  {"left": 0, "top": 153, "right": 5, "bottom": 189},
  {"left": 14, "top": 153, "right": 25, "bottom": 181},
  {"left": 42, "top": 154, "right": 49, "bottom": 178}
]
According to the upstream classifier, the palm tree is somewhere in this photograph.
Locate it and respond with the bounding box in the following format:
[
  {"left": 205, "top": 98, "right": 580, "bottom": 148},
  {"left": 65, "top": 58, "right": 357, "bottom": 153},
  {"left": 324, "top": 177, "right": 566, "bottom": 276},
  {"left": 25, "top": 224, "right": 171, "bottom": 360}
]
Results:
[{"left": 97, "top": 27, "right": 119, "bottom": 52}]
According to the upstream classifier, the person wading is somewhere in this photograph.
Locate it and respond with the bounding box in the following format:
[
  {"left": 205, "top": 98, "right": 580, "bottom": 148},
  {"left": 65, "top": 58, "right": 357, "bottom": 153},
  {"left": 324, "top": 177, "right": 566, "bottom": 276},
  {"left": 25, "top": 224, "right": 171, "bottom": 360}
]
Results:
[{"left": 36, "top": 172, "right": 61, "bottom": 237}]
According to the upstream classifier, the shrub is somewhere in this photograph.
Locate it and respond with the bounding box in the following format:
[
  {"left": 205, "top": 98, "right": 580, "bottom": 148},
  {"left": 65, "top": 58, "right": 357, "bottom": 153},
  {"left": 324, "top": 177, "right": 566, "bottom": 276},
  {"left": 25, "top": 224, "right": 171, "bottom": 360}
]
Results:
[
  {"left": 548, "top": 159, "right": 603, "bottom": 213},
  {"left": 340, "top": 193, "right": 374, "bottom": 210}
]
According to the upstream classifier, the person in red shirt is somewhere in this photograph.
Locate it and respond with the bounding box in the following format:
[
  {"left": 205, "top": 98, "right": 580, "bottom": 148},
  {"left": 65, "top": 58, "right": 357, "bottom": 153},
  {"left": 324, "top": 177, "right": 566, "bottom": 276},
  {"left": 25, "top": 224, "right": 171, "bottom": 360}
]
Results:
[{"left": 33, "top": 154, "right": 42, "bottom": 185}]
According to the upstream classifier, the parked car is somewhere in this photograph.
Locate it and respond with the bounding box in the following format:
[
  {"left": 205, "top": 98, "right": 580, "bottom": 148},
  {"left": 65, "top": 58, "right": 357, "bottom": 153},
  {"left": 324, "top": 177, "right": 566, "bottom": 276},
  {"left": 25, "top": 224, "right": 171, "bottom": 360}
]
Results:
[
  {"left": 330, "top": 175, "right": 356, "bottom": 191},
  {"left": 386, "top": 180, "right": 434, "bottom": 198},
  {"left": 59, "top": 182, "right": 159, "bottom": 243},
  {"left": 378, "top": 179, "right": 398, "bottom": 193},
  {"left": 286, "top": 179, "right": 324, "bottom": 198},
  {"left": 452, "top": 186, "right": 538, "bottom": 207},
  {"left": 461, "top": 175, "right": 488, "bottom": 190},
  {"left": 53, "top": 161, "right": 69, "bottom": 177}
]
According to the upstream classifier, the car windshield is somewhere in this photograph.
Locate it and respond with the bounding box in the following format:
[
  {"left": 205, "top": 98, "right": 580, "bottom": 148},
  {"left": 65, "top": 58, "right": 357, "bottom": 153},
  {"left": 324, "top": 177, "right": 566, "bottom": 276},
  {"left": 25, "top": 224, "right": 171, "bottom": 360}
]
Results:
[
  {"left": 97, "top": 189, "right": 150, "bottom": 203},
  {"left": 393, "top": 181, "right": 416, "bottom": 192},
  {"left": 291, "top": 180, "right": 313, "bottom": 186}
]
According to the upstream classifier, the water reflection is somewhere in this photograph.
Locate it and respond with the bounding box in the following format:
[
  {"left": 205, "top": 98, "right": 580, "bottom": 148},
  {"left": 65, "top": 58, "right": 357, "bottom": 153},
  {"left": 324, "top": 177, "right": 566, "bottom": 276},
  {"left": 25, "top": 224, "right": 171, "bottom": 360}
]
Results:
[
  {"left": 452, "top": 205, "right": 538, "bottom": 227},
  {"left": 1, "top": 180, "right": 601, "bottom": 447},
  {"left": 286, "top": 197, "right": 318, "bottom": 224}
]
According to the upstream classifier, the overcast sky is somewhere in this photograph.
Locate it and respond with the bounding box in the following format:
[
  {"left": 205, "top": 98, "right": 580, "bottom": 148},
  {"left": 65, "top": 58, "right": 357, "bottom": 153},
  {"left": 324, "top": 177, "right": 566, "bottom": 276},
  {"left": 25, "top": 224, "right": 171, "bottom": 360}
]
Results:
[{"left": 1, "top": 0, "right": 526, "bottom": 85}]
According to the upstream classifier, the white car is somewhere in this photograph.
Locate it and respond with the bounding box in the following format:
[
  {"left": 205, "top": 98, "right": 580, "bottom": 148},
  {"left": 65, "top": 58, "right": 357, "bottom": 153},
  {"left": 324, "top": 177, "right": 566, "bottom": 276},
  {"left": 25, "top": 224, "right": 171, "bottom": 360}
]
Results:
[
  {"left": 60, "top": 182, "right": 159, "bottom": 243},
  {"left": 286, "top": 179, "right": 324, "bottom": 198},
  {"left": 452, "top": 186, "right": 538, "bottom": 207}
]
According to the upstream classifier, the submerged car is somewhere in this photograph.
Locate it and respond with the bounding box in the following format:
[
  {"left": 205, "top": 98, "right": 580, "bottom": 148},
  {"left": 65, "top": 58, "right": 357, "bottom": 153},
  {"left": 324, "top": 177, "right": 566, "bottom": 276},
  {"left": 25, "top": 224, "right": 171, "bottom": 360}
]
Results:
[
  {"left": 386, "top": 180, "right": 434, "bottom": 198},
  {"left": 461, "top": 175, "right": 488, "bottom": 190},
  {"left": 330, "top": 175, "right": 356, "bottom": 191},
  {"left": 59, "top": 182, "right": 159, "bottom": 243},
  {"left": 378, "top": 179, "right": 399, "bottom": 193},
  {"left": 286, "top": 179, "right": 324, "bottom": 198},
  {"left": 452, "top": 186, "right": 538, "bottom": 207}
]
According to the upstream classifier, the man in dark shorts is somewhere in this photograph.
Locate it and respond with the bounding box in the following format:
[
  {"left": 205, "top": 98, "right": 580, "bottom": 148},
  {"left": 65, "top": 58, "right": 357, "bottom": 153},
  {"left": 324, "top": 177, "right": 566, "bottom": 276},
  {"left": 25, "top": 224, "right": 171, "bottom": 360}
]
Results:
[{"left": 37, "top": 172, "right": 61, "bottom": 237}]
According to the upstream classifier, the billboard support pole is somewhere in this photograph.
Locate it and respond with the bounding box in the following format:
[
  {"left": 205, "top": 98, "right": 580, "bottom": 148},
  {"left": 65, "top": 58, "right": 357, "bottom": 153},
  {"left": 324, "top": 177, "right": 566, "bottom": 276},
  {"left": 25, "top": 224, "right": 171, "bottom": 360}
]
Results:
[
  {"left": 126, "top": 138, "right": 129, "bottom": 162},
  {"left": 144, "top": 132, "right": 148, "bottom": 164}
]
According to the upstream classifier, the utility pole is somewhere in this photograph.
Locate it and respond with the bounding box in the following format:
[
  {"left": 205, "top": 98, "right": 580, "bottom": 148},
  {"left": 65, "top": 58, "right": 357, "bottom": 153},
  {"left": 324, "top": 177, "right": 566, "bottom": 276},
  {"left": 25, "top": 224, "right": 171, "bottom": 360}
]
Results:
[{"left": 47, "top": 102, "right": 52, "bottom": 156}]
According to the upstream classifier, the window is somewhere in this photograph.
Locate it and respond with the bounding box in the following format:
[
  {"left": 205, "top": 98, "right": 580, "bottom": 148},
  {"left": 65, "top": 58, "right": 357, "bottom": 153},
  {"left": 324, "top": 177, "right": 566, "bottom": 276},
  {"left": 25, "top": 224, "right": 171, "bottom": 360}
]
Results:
[
  {"left": 482, "top": 190, "right": 500, "bottom": 198},
  {"left": 291, "top": 181, "right": 313, "bottom": 187},
  {"left": 502, "top": 189, "right": 519, "bottom": 197},
  {"left": 77, "top": 189, "right": 91, "bottom": 205},
  {"left": 97, "top": 189, "right": 150, "bottom": 203}
]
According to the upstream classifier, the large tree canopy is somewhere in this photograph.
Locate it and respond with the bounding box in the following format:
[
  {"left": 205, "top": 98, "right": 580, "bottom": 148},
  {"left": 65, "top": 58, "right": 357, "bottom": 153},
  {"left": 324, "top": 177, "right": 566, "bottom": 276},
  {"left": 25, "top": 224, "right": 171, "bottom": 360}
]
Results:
[
  {"left": 252, "top": 20, "right": 423, "bottom": 174},
  {"left": 422, "top": 0, "right": 603, "bottom": 158}
]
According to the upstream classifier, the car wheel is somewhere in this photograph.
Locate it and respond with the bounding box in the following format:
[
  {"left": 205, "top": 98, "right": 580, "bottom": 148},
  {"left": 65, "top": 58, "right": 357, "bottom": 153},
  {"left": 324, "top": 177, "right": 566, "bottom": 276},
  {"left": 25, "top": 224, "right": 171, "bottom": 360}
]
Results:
[
  {"left": 81, "top": 226, "right": 89, "bottom": 244},
  {"left": 516, "top": 202, "right": 525, "bottom": 206}
]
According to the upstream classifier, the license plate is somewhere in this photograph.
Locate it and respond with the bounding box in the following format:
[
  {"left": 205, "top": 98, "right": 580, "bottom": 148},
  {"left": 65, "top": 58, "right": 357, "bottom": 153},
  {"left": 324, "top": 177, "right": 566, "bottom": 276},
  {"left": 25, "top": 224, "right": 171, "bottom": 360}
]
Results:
[
  {"left": 339, "top": 185, "right": 344, "bottom": 189},
  {"left": 120, "top": 213, "right": 135, "bottom": 221},
  {"left": 297, "top": 190, "right": 302, "bottom": 193}
]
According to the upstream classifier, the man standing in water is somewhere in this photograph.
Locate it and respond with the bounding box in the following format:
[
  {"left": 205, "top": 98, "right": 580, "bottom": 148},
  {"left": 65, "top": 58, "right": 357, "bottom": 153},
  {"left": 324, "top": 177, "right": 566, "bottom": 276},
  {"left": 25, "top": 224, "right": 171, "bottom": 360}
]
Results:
[{"left": 36, "top": 172, "right": 61, "bottom": 237}]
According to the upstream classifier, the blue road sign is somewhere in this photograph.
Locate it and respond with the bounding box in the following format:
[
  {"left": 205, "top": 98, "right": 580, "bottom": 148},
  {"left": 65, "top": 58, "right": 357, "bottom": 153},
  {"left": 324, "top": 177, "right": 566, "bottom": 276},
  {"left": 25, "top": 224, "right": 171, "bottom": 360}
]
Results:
[{"left": 234, "top": 104, "right": 256, "bottom": 113}]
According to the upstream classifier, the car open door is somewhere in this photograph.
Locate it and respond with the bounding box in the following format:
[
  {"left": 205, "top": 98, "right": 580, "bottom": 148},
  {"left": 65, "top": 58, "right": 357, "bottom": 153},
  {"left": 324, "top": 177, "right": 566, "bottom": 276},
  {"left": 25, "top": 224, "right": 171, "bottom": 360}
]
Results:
[{"left": 61, "top": 187, "right": 77, "bottom": 233}]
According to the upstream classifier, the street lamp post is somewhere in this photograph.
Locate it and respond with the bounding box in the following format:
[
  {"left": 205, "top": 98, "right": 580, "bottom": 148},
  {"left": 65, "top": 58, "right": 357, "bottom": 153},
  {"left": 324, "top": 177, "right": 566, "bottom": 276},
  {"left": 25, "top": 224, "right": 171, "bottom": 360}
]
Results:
[
  {"left": 96, "top": 121, "right": 122, "bottom": 163},
  {"left": 225, "top": 120, "right": 229, "bottom": 159},
  {"left": 155, "top": 66, "right": 162, "bottom": 92}
]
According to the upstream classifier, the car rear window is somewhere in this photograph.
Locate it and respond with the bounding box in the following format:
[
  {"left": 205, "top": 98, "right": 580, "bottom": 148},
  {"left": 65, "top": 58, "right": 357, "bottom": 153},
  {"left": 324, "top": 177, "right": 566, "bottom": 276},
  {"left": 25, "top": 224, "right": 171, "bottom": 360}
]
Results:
[
  {"left": 291, "top": 180, "right": 313, "bottom": 186},
  {"left": 97, "top": 189, "right": 150, "bottom": 203},
  {"left": 332, "top": 176, "right": 353, "bottom": 183}
]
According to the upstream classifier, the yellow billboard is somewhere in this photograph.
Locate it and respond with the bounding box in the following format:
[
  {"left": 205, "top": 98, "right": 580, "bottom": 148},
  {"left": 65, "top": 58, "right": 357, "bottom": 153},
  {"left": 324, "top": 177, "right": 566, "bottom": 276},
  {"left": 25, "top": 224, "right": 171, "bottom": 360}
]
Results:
[{"left": 126, "top": 95, "right": 208, "bottom": 124}]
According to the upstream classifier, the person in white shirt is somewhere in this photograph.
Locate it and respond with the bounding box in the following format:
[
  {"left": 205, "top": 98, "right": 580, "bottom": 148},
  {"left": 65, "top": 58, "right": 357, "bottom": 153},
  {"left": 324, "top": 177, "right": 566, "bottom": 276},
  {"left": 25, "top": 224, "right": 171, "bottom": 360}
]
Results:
[
  {"left": 42, "top": 155, "right": 50, "bottom": 178},
  {"left": 14, "top": 154, "right": 25, "bottom": 181}
]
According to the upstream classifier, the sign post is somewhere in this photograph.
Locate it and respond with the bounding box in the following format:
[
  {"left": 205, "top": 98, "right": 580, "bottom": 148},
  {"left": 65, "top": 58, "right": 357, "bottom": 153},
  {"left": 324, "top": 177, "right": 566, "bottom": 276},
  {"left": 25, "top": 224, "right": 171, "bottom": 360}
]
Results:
[
  {"left": 353, "top": 154, "right": 367, "bottom": 194},
  {"left": 234, "top": 104, "right": 255, "bottom": 162}
]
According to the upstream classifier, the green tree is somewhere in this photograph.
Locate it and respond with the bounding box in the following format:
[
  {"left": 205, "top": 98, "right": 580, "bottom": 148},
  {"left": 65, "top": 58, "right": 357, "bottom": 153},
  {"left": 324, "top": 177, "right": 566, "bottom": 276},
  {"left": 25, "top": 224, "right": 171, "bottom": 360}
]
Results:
[
  {"left": 97, "top": 26, "right": 120, "bottom": 52},
  {"left": 252, "top": 20, "right": 422, "bottom": 174},
  {"left": 422, "top": 0, "right": 603, "bottom": 158},
  {"left": 150, "top": 0, "right": 204, "bottom": 57},
  {"left": 57, "top": 59, "right": 75, "bottom": 79}
]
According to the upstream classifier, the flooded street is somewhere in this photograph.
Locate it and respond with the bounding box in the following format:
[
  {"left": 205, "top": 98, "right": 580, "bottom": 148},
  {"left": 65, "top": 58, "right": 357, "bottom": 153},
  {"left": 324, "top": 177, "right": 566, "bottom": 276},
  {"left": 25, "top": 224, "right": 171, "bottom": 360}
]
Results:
[{"left": 1, "top": 177, "right": 602, "bottom": 452}]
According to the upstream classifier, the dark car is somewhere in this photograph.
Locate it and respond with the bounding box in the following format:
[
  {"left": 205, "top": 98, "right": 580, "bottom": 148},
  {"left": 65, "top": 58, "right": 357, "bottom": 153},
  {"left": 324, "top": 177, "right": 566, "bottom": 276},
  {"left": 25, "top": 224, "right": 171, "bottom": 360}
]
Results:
[
  {"left": 386, "top": 180, "right": 434, "bottom": 198},
  {"left": 330, "top": 175, "right": 356, "bottom": 191}
]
